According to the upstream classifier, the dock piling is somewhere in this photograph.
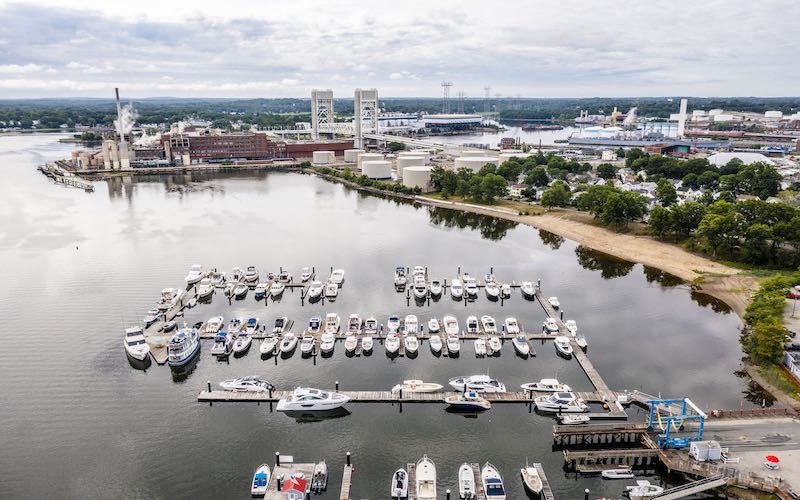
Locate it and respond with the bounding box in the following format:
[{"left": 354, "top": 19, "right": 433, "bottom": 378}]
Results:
[
  {"left": 207, "top": 380, "right": 211, "bottom": 392},
  {"left": 275, "top": 452, "right": 280, "bottom": 467},
  {"left": 585, "top": 489, "right": 589, "bottom": 500},
  {"left": 336, "top": 381, "right": 339, "bottom": 391},
  {"left": 346, "top": 451, "right": 351, "bottom": 466},
  {"left": 446, "top": 489, "right": 451, "bottom": 500}
]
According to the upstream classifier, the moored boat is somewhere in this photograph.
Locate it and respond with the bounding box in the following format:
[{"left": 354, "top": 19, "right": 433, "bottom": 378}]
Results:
[
  {"left": 260, "top": 335, "right": 278, "bottom": 354},
  {"left": 385, "top": 333, "right": 401, "bottom": 356},
  {"left": 520, "top": 461, "right": 543, "bottom": 496},
  {"left": 329, "top": 268, "right": 345, "bottom": 285},
  {"left": 520, "top": 379, "right": 572, "bottom": 393},
  {"left": 601, "top": 466, "right": 634, "bottom": 479},
  {"left": 220, "top": 376, "right": 274, "bottom": 392},
  {"left": 390, "top": 468, "right": 408, "bottom": 499},
  {"left": 481, "top": 315, "right": 497, "bottom": 334},
  {"left": 534, "top": 392, "right": 588, "bottom": 413},
  {"left": 445, "top": 391, "right": 491, "bottom": 412},
  {"left": 269, "top": 281, "right": 285, "bottom": 298},
  {"left": 428, "top": 317, "right": 441, "bottom": 333},
  {"left": 415, "top": 455, "right": 437, "bottom": 500},
  {"left": 430, "top": 279, "right": 443, "bottom": 297},
  {"left": 123, "top": 326, "right": 150, "bottom": 361},
  {"left": 429, "top": 334, "right": 443, "bottom": 354},
  {"left": 167, "top": 326, "right": 200, "bottom": 367},
  {"left": 250, "top": 463, "right": 271, "bottom": 497},
  {"left": 324, "top": 282, "right": 338, "bottom": 298},
  {"left": 474, "top": 338, "right": 486, "bottom": 356},
  {"left": 459, "top": 463, "right": 476, "bottom": 499},
  {"left": 520, "top": 281, "right": 535, "bottom": 299},
  {"left": 450, "top": 278, "right": 464, "bottom": 299},
  {"left": 443, "top": 315, "right": 459, "bottom": 335},
  {"left": 307, "top": 281, "right": 323, "bottom": 299},
  {"left": 280, "top": 332, "right": 298, "bottom": 353},
  {"left": 511, "top": 335, "right": 530, "bottom": 356},
  {"left": 626, "top": 480, "right": 665, "bottom": 499},
  {"left": 554, "top": 336, "right": 573, "bottom": 357},
  {"left": 504, "top": 317, "right": 520, "bottom": 335},
  {"left": 543, "top": 318, "right": 559, "bottom": 333},
  {"left": 481, "top": 462, "right": 506, "bottom": 500},
  {"left": 276, "top": 387, "right": 350, "bottom": 412},
  {"left": 447, "top": 334, "right": 461, "bottom": 354},
  {"left": 185, "top": 264, "right": 204, "bottom": 284},
  {"left": 449, "top": 375, "right": 506, "bottom": 393},
  {"left": 391, "top": 380, "right": 444, "bottom": 394}
]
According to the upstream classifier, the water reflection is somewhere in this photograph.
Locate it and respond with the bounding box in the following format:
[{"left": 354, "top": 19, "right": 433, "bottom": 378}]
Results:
[
  {"left": 427, "top": 207, "right": 518, "bottom": 241},
  {"left": 280, "top": 407, "right": 352, "bottom": 423},
  {"left": 734, "top": 367, "right": 777, "bottom": 407},
  {"left": 643, "top": 266, "right": 683, "bottom": 288},
  {"left": 690, "top": 291, "right": 732, "bottom": 314},
  {"left": 574, "top": 246, "right": 635, "bottom": 279},
  {"left": 538, "top": 229, "right": 565, "bottom": 250},
  {"left": 170, "top": 354, "right": 201, "bottom": 383}
]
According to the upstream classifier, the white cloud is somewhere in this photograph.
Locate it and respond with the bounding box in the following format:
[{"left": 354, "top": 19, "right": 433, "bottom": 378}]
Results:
[
  {"left": 389, "top": 73, "right": 403, "bottom": 80},
  {"left": 0, "top": 64, "right": 55, "bottom": 74}
]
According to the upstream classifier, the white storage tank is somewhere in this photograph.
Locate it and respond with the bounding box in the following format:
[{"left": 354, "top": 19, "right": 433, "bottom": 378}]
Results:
[
  {"left": 344, "top": 149, "right": 365, "bottom": 162},
  {"left": 362, "top": 160, "right": 392, "bottom": 180},
  {"left": 396, "top": 156, "right": 426, "bottom": 179},
  {"left": 403, "top": 166, "right": 432, "bottom": 191},
  {"left": 454, "top": 156, "right": 497, "bottom": 173},
  {"left": 765, "top": 110, "right": 783, "bottom": 119},
  {"left": 312, "top": 151, "right": 335, "bottom": 165},
  {"left": 461, "top": 150, "right": 494, "bottom": 158},
  {"left": 357, "top": 153, "right": 383, "bottom": 169},
  {"left": 398, "top": 150, "right": 430, "bottom": 162}
]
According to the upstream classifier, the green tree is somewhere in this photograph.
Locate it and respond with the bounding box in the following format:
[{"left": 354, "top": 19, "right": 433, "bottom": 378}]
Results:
[
  {"left": 670, "top": 202, "right": 706, "bottom": 237},
  {"left": 525, "top": 166, "right": 549, "bottom": 187},
  {"left": 648, "top": 205, "right": 672, "bottom": 239},
  {"left": 655, "top": 178, "right": 677, "bottom": 207},
  {"left": 748, "top": 320, "right": 787, "bottom": 364},
  {"left": 625, "top": 148, "right": 646, "bottom": 167},
  {"left": 737, "top": 162, "right": 782, "bottom": 199},
  {"left": 479, "top": 174, "right": 508, "bottom": 203},
  {"left": 388, "top": 141, "right": 405, "bottom": 152},
  {"left": 599, "top": 192, "right": 647, "bottom": 230},
  {"left": 682, "top": 173, "right": 699, "bottom": 189},
  {"left": 596, "top": 163, "right": 616, "bottom": 180},
  {"left": 540, "top": 181, "right": 571, "bottom": 208},
  {"left": 742, "top": 223, "right": 773, "bottom": 264},
  {"left": 497, "top": 160, "right": 523, "bottom": 182}
]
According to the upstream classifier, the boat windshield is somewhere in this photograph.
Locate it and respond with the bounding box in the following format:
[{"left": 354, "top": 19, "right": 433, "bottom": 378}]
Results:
[{"left": 485, "top": 479, "right": 504, "bottom": 494}]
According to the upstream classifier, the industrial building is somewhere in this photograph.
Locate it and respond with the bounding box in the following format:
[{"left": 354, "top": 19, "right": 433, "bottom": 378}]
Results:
[
  {"left": 422, "top": 114, "right": 482, "bottom": 131},
  {"left": 162, "top": 129, "right": 286, "bottom": 163}
]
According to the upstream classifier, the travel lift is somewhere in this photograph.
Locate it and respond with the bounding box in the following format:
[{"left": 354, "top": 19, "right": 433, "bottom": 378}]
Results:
[{"left": 646, "top": 398, "right": 706, "bottom": 449}]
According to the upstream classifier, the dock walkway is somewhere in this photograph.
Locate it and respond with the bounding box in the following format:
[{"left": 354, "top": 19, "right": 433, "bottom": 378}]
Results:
[{"left": 533, "top": 462, "right": 555, "bottom": 500}]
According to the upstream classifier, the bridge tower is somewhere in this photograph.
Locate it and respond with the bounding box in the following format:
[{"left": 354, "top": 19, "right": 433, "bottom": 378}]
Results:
[
  {"left": 353, "top": 88, "right": 378, "bottom": 149},
  {"left": 311, "top": 89, "right": 334, "bottom": 140}
]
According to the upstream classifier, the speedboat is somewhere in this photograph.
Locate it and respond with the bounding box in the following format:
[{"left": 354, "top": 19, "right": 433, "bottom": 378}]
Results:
[
  {"left": 404, "top": 334, "right": 419, "bottom": 355},
  {"left": 233, "top": 282, "right": 248, "bottom": 299},
  {"left": 554, "top": 336, "right": 573, "bottom": 357},
  {"left": 404, "top": 314, "right": 418, "bottom": 334},
  {"left": 254, "top": 283, "right": 268, "bottom": 300},
  {"left": 391, "top": 468, "right": 408, "bottom": 499},
  {"left": 412, "top": 265, "right": 426, "bottom": 278},
  {"left": 276, "top": 387, "right": 350, "bottom": 412},
  {"left": 233, "top": 331, "right": 252, "bottom": 354},
  {"left": 274, "top": 316, "right": 289, "bottom": 334},
  {"left": 548, "top": 296, "right": 560, "bottom": 309},
  {"left": 481, "top": 463, "right": 506, "bottom": 500},
  {"left": 428, "top": 318, "right": 441, "bottom": 333},
  {"left": 429, "top": 334, "right": 443, "bottom": 354},
  {"left": 344, "top": 334, "right": 358, "bottom": 353},
  {"left": 300, "top": 267, "right": 313, "bottom": 282},
  {"left": 311, "top": 461, "right": 327, "bottom": 494},
  {"left": 223, "top": 282, "right": 236, "bottom": 298},
  {"left": 230, "top": 267, "right": 244, "bottom": 282},
  {"left": 387, "top": 315, "right": 401, "bottom": 334},
  {"left": 534, "top": 392, "right": 588, "bottom": 413},
  {"left": 601, "top": 466, "right": 634, "bottom": 479},
  {"left": 565, "top": 319, "right": 577, "bottom": 334},
  {"left": 447, "top": 334, "right": 461, "bottom": 354},
  {"left": 185, "top": 264, "right": 204, "bottom": 284},
  {"left": 450, "top": 278, "right": 464, "bottom": 299},
  {"left": 278, "top": 270, "right": 292, "bottom": 283},
  {"left": 487, "top": 335, "right": 502, "bottom": 354},
  {"left": 245, "top": 317, "right": 259, "bottom": 334},
  {"left": 260, "top": 335, "right": 278, "bottom": 354},
  {"left": 385, "top": 334, "right": 401, "bottom": 355},
  {"left": 484, "top": 273, "right": 496, "bottom": 284},
  {"left": 520, "top": 378, "right": 572, "bottom": 393},
  {"left": 449, "top": 375, "right": 506, "bottom": 393},
  {"left": 511, "top": 335, "right": 530, "bottom": 356},
  {"left": 320, "top": 332, "right": 336, "bottom": 354},
  {"left": 520, "top": 461, "right": 543, "bottom": 496},
  {"left": 575, "top": 334, "right": 588, "bottom": 350},
  {"left": 485, "top": 281, "right": 500, "bottom": 300},
  {"left": 459, "top": 463, "right": 476, "bottom": 500},
  {"left": 307, "top": 281, "right": 323, "bottom": 299},
  {"left": 466, "top": 315, "right": 479, "bottom": 334},
  {"left": 504, "top": 317, "right": 520, "bottom": 335},
  {"left": 443, "top": 315, "right": 459, "bottom": 335},
  {"left": 361, "top": 335, "right": 373, "bottom": 352},
  {"left": 157, "top": 287, "right": 181, "bottom": 311},
  {"left": 280, "top": 332, "right": 298, "bottom": 353},
  {"left": 208, "top": 270, "right": 225, "bottom": 287},
  {"left": 394, "top": 266, "right": 407, "bottom": 288},
  {"left": 205, "top": 315, "right": 224, "bottom": 334},
  {"left": 143, "top": 309, "right": 161, "bottom": 327},
  {"left": 329, "top": 268, "right": 345, "bottom": 285},
  {"left": 251, "top": 463, "right": 271, "bottom": 497},
  {"left": 543, "top": 318, "right": 559, "bottom": 333},
  {"left": 300, "top": 335, "right": 315, "bottom": 355},
  {"left": 306, "top": 316, "right": 321, "bottom": 335},
  {"left": 219, "top": 376, "right": 274, "bottom": 392},
  {"left": 500, "top": 283, "right": 511, "bottom": 299},
  {"left": 415, "top": 455, "right": 437, "bottom": 500},
  {"left": 228, "top": 317, "right": 244, "bottom": 335},
  {"left": 324, "top": 282, "right": 338, "bottom": 298},
  {"left": 626, "top": 480, "right": 665, "bottom": 499},
  {"left": 364, "top": 317, "right": 378, "bottom": 335},
  {"left": 270, "top": 281, "right": 285, "bottom": 298},
  {"left": 391, "top": 380, "right": 444, "bottom": 394},
  {"left": 474, "top": 338, "right": 486, "bottom": 356},
  {"left": 561, "top": 414, "right": 591, "bottom": 425},
  {"left": 123, "top": 326, "right": 150, "bottom": 361},
  {"left": 445, "top": 391, "right": 491, "bottom": 412},
  {"left": 430, "top": 280, "right": 443, "bottom": 297},
  {"left": 244, "top": 266, "right": 259, "bottom": 283},
  {"left": 346, "top": 314, "right": 362, "bottom": 334},
  {"left": 481, "top": 315, "right": 497, "bottom": 334},
  {"left": 167, "top": 327, "right": 200, "bottom": 367},
  {"left": 520, "top": 281, "right": 535, "bottom": 299},
  {"left": 210, "top": 331, "right": 234, "bottom": 357},
  {"left": 197, "top": 278, "right": 214, "bottom": 299},
  {"left": 324, "top": 313, "right": 340, "bottom": 334},
  {"left": 412, "top": 277, "right": 428, "bottom": 300},
  {"left": 464, "top": 276, "right": 478, "bottom": 298}
]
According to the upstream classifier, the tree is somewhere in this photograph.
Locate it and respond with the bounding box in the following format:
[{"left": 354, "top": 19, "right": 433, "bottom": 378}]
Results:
[
  {"left": 596, "top": 163, "right": 616, "bottom": 180},
  {"left": 540, "top": 181, "right": 571, "bottom": 208},
  {"left": 599, "top": 192, "right": 647, "bottom": 230},
  {"left": 737, "top": 162, "right": 781, "bottom": 199},
  {"left": 670, "top": 202, "right": 706, "bottom": 237},
  {"left": 525, "top": 167, "right": 549, "bottom": 187},
  {"left": 697, "top": 170, "right": 720, "bottom": 189},
  {"left": 697, "top": 210, "right": 740, "bottom": 256},
  {"left": 655, "top": 178, "right": 677, "bottom": 207},
  {"left": 648, "top": 205, "right": 672, "bottom": 239},
  {"left": 682, "top": 173, "right": 699, "bottom": 189},
  {"left": 497, "top": 160, "right": 523, "bottom": 182},
  {"left": 742, "top": 223, "right": 773, "bottom": 264},
  {"left": 388, "top": 141, "right": 405, "bottom": 152},
  {"left": 520, "top": 186, "right": 537, "bottom": 201},
  {"left": 625, "top": 148, "right": 646, "bottom": 167},
  {"left": 479, "top": 174, "right": 508, "bottom": 203},
  {"left": 748, "top": 320, "right": 787, "bottom": 364}
]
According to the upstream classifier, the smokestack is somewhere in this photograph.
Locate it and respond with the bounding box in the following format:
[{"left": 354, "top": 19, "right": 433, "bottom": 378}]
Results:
[
  {"left": 677, "top": 98, "right": 688, "bottom": 138},
  {"left": 115, "top": 87, "right": 124, "bottom": 140}
]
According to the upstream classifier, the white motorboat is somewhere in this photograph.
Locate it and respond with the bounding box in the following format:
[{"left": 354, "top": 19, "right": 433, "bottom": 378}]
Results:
[
  {"left": 574, "top": 333, "right": 588, "bottom": 350},
  {"left": 307, "top": 281, "right": 323, "bottom": 299},
  {"left": 565, "top": 319, "right": 577, "bottom": 334},
  {"left": 230, "top": 267, "right": 244, "bottom": 282},
  {"left": 324, "top": 282, "right": 338, "bottom": 298},
  {"left": 520, "top": 281, "right": 535, "bottom": 299},
  {"left": 233, "top": 282, "right": 248, "bottom": 298},
  {"left": 300, "top": 267, "right": 313, "bottom": 282},
  {"left": 300, "top": 335, "right": 316, "bottom": 355},
  {"left": 504, "top": 317, "right": 520, "bottom": 335},
  {"left": 428, "top": 318, "right": 441, "bottom": 333},
  {"left": 391, "top": 380, "right": 444, "bottom": 394},
  {"left": 344, "top": 334, "right": 358, "bottom": 353},
  {"left": 484, "top": 273, "right": 496, "bottom": 283},
  {"left": 196, "top": 278, "right": 214, "bottom": 299},
  {"left": 219, "top": 376, "right": 274, "bottom": 392},
  {"left": 390, "top": 468, "right": 408, "bottom": 499},
  {"left": 260, "top": 335, "right": 278, "bottom": 354},
  {"left": 363, "top": 317, "right": 378, "bottom": 335},
  {"left": 485, "top": 281, "right": 500, "bottom": 299},
  {"left": 412, "top": 266, "right": 426, "bottom": 278},
  {"left": 254, "top": 283, "right": 268, "bottom": 300},
  {"left": 244, "top": 266, "right": 259, "bottom": 283},
  {"left": 324, "top": 313, "right": 340, "bottom": 334},
  {"left": 320, "top": 332, "right": 336, "bottom": 354},
  {"left": 346, "top": 314, "right": 362, "bottom": 334},
  {"left": 429, "top": 334, "right": 443, "bottom": 354},
  {"left": 534, "top": 392, "right": 588, "bottom": 413},
  {"left": 157, "top": 287, "right": 181, "bottom": 311},
  {"left": 208, "top": 270, "right": 225, "bottom": 287},
  {"left": 459, "top": 463, "right": 476, "bottom": 499},
  {"left": 223, "top": 282, "right": 236, "bottom": 298},
  {"left": 626, "top": 480, "right": 665, "bottom": 499},
  {"left": 449, "top": 375, "right": 506, "bottom": 393},
  {"left": 521, "top": 379, "right": 572, "bottom": 393},
  {"left": 443, "top": 315, "right": 459, "bottom": 335},
  {"left": 276, "top": 387, "right": 350, "bottom": 412},
  {"left": 404, "top": 334, "right": 419, "bottom": 354},
  {"left": 329, "top": 268, "right": 345, "bottom": 285},
  {"left": 394, "top": 266, "right": 407, "bottom": 288},
  {"left": 511, "top": 335, "right": 530, "bottom": 356},
  {"left": 361, "top": 335, "right": 373, "bottom": 352},
  {"left": 123, "top": 326, "right": 150, "bottom": 361},
  {"left": 310, "top": 461, "right": 327, "bottom": 494},
  {"left": 243, "top": 317, "right": 258, "bottom": 334},
  {"left": 474, "top": 338, "right": 486, "bottom": 356},
  {"left": 167, "top": 327, "right": 200, "bottom": 367},
  {"left": 412, "top": 276, "right": 428, "bottom": 300},
  {"left": 185, "top": 264, "right": 204, "bottom": 284},
  {"left": 205, "top": 315, "right": 224, "bottom": 334},
  {"left": 600, "top": 466, "right": 633, "bottom": 479},
  {"left": 270, "top": 281, "right": 285, "bottom": 298},
  {"left": 162, "top": 320, "right": 177, "bottom": 333},
  {"left": 487, "top": 335, "right": 502, "bottom": 354},
  {"left": 500, "top": 283, "right": 511, "bottom": 299},
  {"left": 543, "top": 318, "right": 559, "bottom": 333},
  {"left": 561, "top": 414, "right": 591, "bottom": 425},
  {"left": 387, "top": 315, "right": 401, "bottom": 334},
  {"left": 306, "top": 316, "right": 321, "bottom": 334},
  {"left": 481, "top": 315, "right": 497, "bottom": 334},
  {"left": 430, "top": 280, "right": 443, "bottom": 297},
  {"left": 481, "top": 462, "right": 506, "bottom": 500},
  {"left": 447, "top": 334, "right": 461, "bottom": 353},
  {"left": 280, "top": 332, "right": 298, "bottom": 353},
  {"left": 548, "top": 296, "right": 560, "bottom": 309},
  {"left": 186, "top": 297, "right": 197, "bottom": 309},
  {"left": 554, "top": 336, "right": 573, "bottom": 356},
  {"left": 415, "top": 455, "right": 437, "bottom": 500},
  {"left": 278, "top": 270, "right": 292, "bottom": 283},
  {"left": 404, "top": 314, "right": 418, "bottom": 334},
  {"left": 232, "top": 331, "right": 252, "bottom": 354},
  {"left": 450, "top": 278, "right": 464, "bottom": 299},
  {"left": 211, "top": 331, "right": 234, "bottom": 357},
  {"left": 385, "top": 334, "right": 401, "bottom": 355},
  {"left": 445, "top": 391, "right": 491, "bottom": 412},
  {"left": 251, "top": 463, "right": 271, "bottom": 497},
  {"left": 520, "top": 461, "right": 543, "bottom": 496},
  {"left": 228, "top": 317, "right": 244, "bottom": 335},
  {"left": 143, "top": 308, "right": 161, "bottom": 327},
  {"left": 272, "top": 316, "right": 288, "bottom": 334},
  {"left": 464, "top": 276, "right": 478, "bottom": 298},
  {"left": 466, "top": 315, "right": 479, "bottom": 334}
]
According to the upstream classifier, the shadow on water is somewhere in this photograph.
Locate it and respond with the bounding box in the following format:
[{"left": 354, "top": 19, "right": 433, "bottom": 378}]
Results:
[
  {"left": 426, "top": 206, "right": 518, "bottom": 241},
  {"left": 734, "top": 367, "right": 777, "bottom": 407},
  {"left": 280, "top": 407, "right": 352, "bottom": 423},
  {"left": 574, "top": 245, "right": 635, "bottom": 279},
  {"left": 169, "top": 354, "right": 201, "bottom": 383},
  {"left": 690, "top": 291, "right": 732, "bottom": 314},
  {"left": 643, "top": 266, "right": 684, "bottom": 288},
  {"left": 538, "top": 229, "right": 565, "bottom": 250}
]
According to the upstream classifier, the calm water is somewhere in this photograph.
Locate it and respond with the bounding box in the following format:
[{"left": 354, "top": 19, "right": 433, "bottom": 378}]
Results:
[
  {"left": 0, "top": 134, "right": 756, "bottom": 499},
  {"left": 426, "top": 125, "right": 579, "bottom": 148}
]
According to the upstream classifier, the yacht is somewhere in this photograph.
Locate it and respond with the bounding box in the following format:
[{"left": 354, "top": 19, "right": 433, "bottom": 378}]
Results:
[
  {"left": 208, "top": 270, "right": 225, "bottom": 287},
  {"left": 481, "top": 463, "right": 506, "bottom": 500},
  {"left": 554, "top": 336, "right": 573, "bottom": 357},
  {"left": 543, "top": 318, "right": 559, "bottom": 333},
  {"left": 511, "top": 335, "right": 530, "bottom": 356},
  {"left": 548, "top": 296, "right": 560, "bottom": 309},
  {"left": 324, "top": 282, "right": 338, "bottom": 299},
  {"left": 123, "top": 326, "right": 150, "bottom": 361},
  {"left": 143, "top": 309, "right": 161, "bottom": 327},
  {"left": 466, "top": 315, "right": 479, "bottom": 334},
  {"left": 329, "top": 268, "right": 345, "bottom": 285},
  {"left": 245, "top": 317, "right": 259, "bottom": 334},
  {"left": 520, "top": 461, "right": 543, "bottom": 497},
  {"left": 233, "top": 331, "right": 252, "bottom": 354},
  {"left": 404, "top": 334, "right": 419, "bottom": 355},
  {"left": 279, "top": 332, "right": 298, "bottom": 353},
  {"left": 254, "top": 283, "right": 268, "bottom": 300},
  {"left": 361, "top": 335, "right": 373, "bottom": 352},
  {"left": 346, "top": 314, "right": 362, "bottom": 334},
  {"left": 415, "top": 455, "right": 437, "bottom": 500},
  {"left": 320, "top": 332, "right": 336, "bottom": 354},
  {"left": 270, "top": 281, "right": 285, "bottom": 298},
  {"left": 429, "top": 279, "right": 443, "bottom": 297},
  {"left": 474, "top": 338, "right": 486, "bottom": 356},
  {"left": 450, "top": 278, "right": 464, "bottom": 299},
  {"left": 520, "top": 379, "right": 572, "bottom": 393},
  {"left": 223, "top": 282, "right": 236, "bottom": 298},
  {"left": 184, "top": 264, "right": 204, "bottom": 284},
  {"left": 197, "top": 278, "right": 214, "bottom": 299},
  {"left": 412, "top": 276, "right": 428, "bottom": 300},
  {"left": 205, "top": 316, "right": 224, "bottom": 334},
  {"left": 300, "top": 335, "right": 316, "bottom": 355},
  {"left": 167, "top": 327, "right": 200, "bottom": 367},
  {"left": 394, "top": 266, "right": 407, "bottom": 288},
  {"left": 481, "top": 315, "right": 497, "bottom": 334},
  {"left": 390, "top": 468, "right": 408, "bottom": 499},
  {"left": 260, "top": 335, "right": 278, "bottom": 354},
  {"left": 251, "top": 464, "right": 271, "bottom": 497},
  {"left": 391, "top": 380, "right": 444, "bottom": 394},
  {"left": 601, "top": 466, "right": 634, "bottom": 479},
  {"left": 428, "top": 318, "right": 441, "bottom": 333},
  {"left": 230, "top": 267, "right": 244, "bottom": 282},
  {"left": 244, "top": 266, "right": 259, "bottom": 283},
  {"left": 565, "top": 319, "right": 577, "bottom": 334},
  {"left": 459, "top": 463, "right": 476, "bottom": 500},
  {"left": 387, "top": 315, "right": 401, "bottom": 334},
  {"left": 464, "top": 276, "right": 478, "bottom": 298},
  {"left": 404, "top": 314, "right": 418, "bottom": 334},
  {"left": 363, "top": 317, "right": 379, "bottom": 335},
  {"left": 443, "top": 315, "right": 459, "bottom": 335},
  {"left": 445, "top": 391, "right": 491, "bottom": 412},
  {"left": 504, "top": 317, "right": 520, "bottom": 335},
  {"left": 307, "top": 281, "right": 324, "bottom": 299},
  {"left": 344, "top": 334, "right": 358, "bottom": 353},
  {"left": 274, "top": 316, "right": 289, "bottom": 334},
  {"left": 300, "top": 267, "right": 313, "bottom": 282},
  {"left": 219, "top": 376, "right": 274, "bottom": 392},
  {"left": 278, "top": 270, "right": 292, "bottom": 283},
  {"left": 560, "top": 414, "right": 591, "bottom": 425},
  {"left": 429, "top": 334, "right": 443, "bottom": 354},
  {"left": 534, "top": 392, "right": 588, "bottom": 413},
  {"left": 233, "top": 282, "right": 248, "bottom": 299},
  {"left": 500, "top": 283, "right": 511, "bottom": 299},
  {"left": 210, "top": 331, "right": 234, "bottom": 357},
  {"left": 485, "top": 281, "right": 500, "bottom": 300},
  {"left": 276, "top": 387, "right": 350, "bottom": 412},
  {"left": 447, "top": 334, "right": 461, "bottom": 354},
  {"left": 385, "top": 334, "right": 401, "bottom": 355},
  {"left": 626, "top": 480, "right": 665, "bottom": 499},
  {"left": 449, "top": 375, "right": 506, "bottom": 393},
  {"left": 520, "top": 281, "right": 535, "bottom": 299},
  {"left": 324, "top": 313, "right": 340, "bottom": 334},
  {"left": 487, "top": 335, "right": 502, "bottom": 354}
]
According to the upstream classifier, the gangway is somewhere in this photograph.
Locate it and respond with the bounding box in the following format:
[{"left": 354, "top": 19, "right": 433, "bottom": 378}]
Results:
[{"left": 652, "top": 475, "right": 728, "bottom": 499}]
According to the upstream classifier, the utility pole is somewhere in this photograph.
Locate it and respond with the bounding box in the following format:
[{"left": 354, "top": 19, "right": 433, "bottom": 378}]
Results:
[{"left": 441, "top": 81, "right": 453, "bottom": 113}]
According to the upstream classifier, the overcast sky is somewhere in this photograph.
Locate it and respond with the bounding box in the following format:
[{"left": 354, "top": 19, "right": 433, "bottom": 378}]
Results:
[{"left": 0, "top": 0, "right": 796, "bottom": 99}]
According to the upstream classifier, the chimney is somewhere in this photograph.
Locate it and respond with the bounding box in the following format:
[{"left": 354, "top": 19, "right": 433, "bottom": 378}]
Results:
[{"left": 115, "top": 87, "right": 124, "bottom": 141}]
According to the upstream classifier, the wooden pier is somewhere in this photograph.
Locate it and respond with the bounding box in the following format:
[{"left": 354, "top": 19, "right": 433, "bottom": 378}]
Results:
[
  {"left": 553, "top": 422, "right": 648, "bottom": 447},
  {"left": 563, "top": 448, "right": 660, "bottom": 470},
  {"left": 339, "top": 459, "right": 353, "bottom": 500},
  {"left": 38, "top": 163, "right": 94, "bottom": 191},
  {"left": 533, "top": 462, "right": 555, "bottom": 500}
]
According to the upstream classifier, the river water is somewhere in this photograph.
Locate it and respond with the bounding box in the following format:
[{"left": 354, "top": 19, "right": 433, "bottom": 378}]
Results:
[
  {"left": 0, "top": 134, "right": 757, "bottom": 499},
  {"left": 425, "top": 125, "right": 579, "bottom": 149}
]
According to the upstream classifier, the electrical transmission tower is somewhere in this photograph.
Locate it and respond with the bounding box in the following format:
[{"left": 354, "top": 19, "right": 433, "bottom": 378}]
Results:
[
  {"left": 484, "top": 86, "right": 491, "bottom": 113},
  {"left": 441, "top": 81, "right": 452, "bottom": 113},
  {"left": 457, "top": 90, "right": 465, "bottom": 114}
]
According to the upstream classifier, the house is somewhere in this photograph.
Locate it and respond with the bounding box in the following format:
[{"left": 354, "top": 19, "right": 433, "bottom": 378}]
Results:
[
  {"left": 507, "top": 183, "right": 528, "bottom": 199},
  {"left": 785, "top": 352, "right": 800, "bottom": 383},
  {"left": 282, "top": 474, "right": 308, "bottom": 499}
]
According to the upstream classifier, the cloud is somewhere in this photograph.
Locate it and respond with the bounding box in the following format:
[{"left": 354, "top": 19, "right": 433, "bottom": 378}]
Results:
[
  {"left": 0, "top": 63, "right": 55, "bottom": 74},
  {"left": 389, "top": 72, "right": 403, "bottom": 80}
]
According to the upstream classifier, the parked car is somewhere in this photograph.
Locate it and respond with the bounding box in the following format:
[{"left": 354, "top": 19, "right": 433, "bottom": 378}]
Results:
[
  {"left": 788, "top": 285, "right": 800, "bottom": 299},
  {"left": 786, "top": 342, "right": 800, "bottom": 352}
]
